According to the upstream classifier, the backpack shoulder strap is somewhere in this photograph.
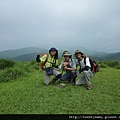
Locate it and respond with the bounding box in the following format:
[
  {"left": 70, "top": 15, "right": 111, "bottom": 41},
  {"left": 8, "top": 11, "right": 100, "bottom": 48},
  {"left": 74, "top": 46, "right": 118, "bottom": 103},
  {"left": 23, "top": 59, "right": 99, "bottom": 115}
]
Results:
[
  {"left": 84, "top": 57, "right": 86, "bottom": 65},
  {"left": 44, "top": 54, "right": 49, "bottom": 65},
  {"left": 78, "top": 59, "right": 81, "bottom": 68},
  {"left": 70, "top": 58, "right": 74, "bottom": 67}
]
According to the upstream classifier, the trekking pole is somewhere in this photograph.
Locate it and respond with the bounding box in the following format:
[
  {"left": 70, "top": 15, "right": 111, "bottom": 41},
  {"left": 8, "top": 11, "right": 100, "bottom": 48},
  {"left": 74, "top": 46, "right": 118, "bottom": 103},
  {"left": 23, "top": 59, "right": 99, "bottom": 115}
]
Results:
[{"left": 36, "top": 62, "right": 39, "bottom": 87}]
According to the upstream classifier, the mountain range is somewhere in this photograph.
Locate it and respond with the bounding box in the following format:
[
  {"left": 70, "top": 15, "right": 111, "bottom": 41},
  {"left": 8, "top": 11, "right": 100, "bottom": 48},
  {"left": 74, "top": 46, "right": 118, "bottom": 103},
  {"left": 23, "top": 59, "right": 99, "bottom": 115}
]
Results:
[{"left": 0, "top": 47, "right": 120, "bottom": 61}]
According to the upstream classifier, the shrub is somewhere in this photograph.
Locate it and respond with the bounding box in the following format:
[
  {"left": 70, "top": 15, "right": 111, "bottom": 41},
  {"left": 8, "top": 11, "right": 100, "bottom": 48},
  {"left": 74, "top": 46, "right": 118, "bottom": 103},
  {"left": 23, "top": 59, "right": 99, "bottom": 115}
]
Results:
[
  {"left": 105, "top": 61, "right": 119, "bottom": 68},
  {"left": 30, "top": 60, "right": 36, "bottom": 65},
  {"left": 99, "top": 63, "right": 108, "bottom": 68},
  {"left": 0, "top": 59, "right": 16, "bottom": 70},
  {"left": 0, "top": 67, "right": 26, "bottom": 82},
  {"left": 115, "top": 65, "right": 120, "bottom": 69},
  {"left": 0, "top": 61, "right": 34, "bottom": 82}
]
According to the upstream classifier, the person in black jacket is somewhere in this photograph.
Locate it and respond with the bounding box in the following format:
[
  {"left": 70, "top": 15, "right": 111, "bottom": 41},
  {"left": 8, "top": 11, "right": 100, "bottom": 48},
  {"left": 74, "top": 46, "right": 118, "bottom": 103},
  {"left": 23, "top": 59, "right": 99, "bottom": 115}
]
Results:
[{"left": 75, "top": 50, "right": 93, "bottom": 90}]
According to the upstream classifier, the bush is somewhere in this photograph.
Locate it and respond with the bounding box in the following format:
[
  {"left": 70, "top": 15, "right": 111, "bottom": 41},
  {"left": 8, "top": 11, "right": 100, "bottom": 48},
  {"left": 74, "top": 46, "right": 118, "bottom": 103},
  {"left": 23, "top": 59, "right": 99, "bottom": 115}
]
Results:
[
  {"left": 115, "top": 65, "right": 120, "bottom": 69},
  {"left": 105, "top": 61, "right": 119, "bottom": 68},
  {"left": 0, "top": 59, "right": 16, "bottom": 70},
  {"left": 0, "top": 67, "right": 26, "bottom": 82},
  {"left": 0, "top": 61, "right": 34, "bottom": 82},
  {"left": 99, "top": 63, "right": 108, "bottom": 68},
  {"left": 16, "top": 62, "right": 34, "bottom": 73}
]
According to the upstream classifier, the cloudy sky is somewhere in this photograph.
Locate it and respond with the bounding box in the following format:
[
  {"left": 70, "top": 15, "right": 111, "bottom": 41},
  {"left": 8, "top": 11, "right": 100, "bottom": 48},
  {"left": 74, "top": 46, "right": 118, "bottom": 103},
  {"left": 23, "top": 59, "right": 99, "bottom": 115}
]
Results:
[{"left": 0, "top": 0, "right": 120, "bottom": 52}]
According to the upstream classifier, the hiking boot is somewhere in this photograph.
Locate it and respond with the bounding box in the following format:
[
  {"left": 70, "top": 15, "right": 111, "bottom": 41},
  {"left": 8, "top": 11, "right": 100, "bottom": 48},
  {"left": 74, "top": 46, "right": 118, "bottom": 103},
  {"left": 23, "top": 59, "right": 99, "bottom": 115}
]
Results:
[
  {"left": 52, "top": 77, "right": 58, "bottom": 85},
  {"left": 72, "top": 78, "right": 76, "bottom": 86},
  {"left": 68, "top": 79, "right": 71, "bottom": 82},
  {"left": 86, "top": 86, "right": 92, "bottom": 90},
  {"left": 72, "top": 82, "right": 75, "bottom": 86},
  {"left": 44, "top": 83, "right": 49, "bottom": 86}
]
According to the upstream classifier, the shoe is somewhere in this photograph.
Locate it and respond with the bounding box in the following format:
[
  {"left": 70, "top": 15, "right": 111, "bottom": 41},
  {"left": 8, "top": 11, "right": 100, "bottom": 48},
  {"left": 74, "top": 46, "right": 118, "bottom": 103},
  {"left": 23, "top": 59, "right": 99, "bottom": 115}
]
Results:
[
  {"left": 52, "top": 77, "right": 58, "bottom": 85},
  {"left": 44, "top": 83, "right": 49, "bottom": 86},
  {"left": 86, "top": 86, "right": 92, "bottom": 90},
  {"left": 68, "top": 79, "right": 71, "bottom": 82},
  {"left": 72, "top": 82, "right": 75, "bottom": 86},
  {"left": 52, "top": 80, "right": 57, "bottom": 85}
]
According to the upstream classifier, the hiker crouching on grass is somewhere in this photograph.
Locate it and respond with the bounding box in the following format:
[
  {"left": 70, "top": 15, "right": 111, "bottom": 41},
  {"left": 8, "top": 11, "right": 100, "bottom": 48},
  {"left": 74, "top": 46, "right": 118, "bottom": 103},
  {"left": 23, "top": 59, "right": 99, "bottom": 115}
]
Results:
[
  {"left": 75, "top": 50, "right": 93, "bottom": 90},
  {"left": 36, "top": 47, "right": 62, "bottom": 86},
  {"left": 59, "top": 51, "right": 77, "bottom": 85}
]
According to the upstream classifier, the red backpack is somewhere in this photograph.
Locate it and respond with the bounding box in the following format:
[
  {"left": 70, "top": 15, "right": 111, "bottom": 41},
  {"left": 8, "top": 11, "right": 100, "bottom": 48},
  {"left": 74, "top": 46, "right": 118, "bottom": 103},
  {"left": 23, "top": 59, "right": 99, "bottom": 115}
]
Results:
[
  {"left": 40, "top": 54, "right": 48, "bottom": 70},
  {"left": 84, "top": 57, "right": 99, "bottom": 73},
  {"left": 40, "top": 54, "right": 57, "bottom": 70}
]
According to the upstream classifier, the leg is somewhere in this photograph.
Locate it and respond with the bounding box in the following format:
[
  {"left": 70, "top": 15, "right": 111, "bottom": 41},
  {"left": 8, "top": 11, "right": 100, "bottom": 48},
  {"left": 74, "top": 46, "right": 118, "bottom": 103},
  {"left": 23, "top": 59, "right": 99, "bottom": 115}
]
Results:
[
  {"left": 43, "top": 70, "right": 51, "bottom": 85},
  {"left": 76, "top": 73, "right": 86, "bottom": 86},
  {"left": 52, "top": 68, "right": 62, "bottom": 84},
  {"left": 70, "top": 71, "right": 77, "bottom": 85},
  {"left": 83, "top": 70, "right": 93, "bottom": 86},
  {"left": 83, "top": 70, "right": 93, "bottom": 90},
  {"left": 60, "top": 72, "right": 71, "bottom": 81}
]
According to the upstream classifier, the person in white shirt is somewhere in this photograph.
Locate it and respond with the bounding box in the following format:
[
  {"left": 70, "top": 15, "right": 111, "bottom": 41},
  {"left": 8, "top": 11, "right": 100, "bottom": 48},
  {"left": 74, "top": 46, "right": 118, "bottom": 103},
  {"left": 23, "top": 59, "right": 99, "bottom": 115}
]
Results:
[{"left": 75, "top": 50, "right": 93, "bottom": 90}]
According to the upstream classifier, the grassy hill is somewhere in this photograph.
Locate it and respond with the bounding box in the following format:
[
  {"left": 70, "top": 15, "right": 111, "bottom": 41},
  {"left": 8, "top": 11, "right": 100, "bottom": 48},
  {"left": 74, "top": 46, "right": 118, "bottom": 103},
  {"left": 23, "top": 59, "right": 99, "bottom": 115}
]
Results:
[
  {"left": 1, "top": 47, "right": 120, "bottom": 61},
  {"left": 0, "top": 47, "right": 48, "bottom": 58},
  {"left": 0, "top": 59, "right": 120, "bottom": 114},
  {"left": 101, "top": 52, "right": 120, "bottom": 61}
]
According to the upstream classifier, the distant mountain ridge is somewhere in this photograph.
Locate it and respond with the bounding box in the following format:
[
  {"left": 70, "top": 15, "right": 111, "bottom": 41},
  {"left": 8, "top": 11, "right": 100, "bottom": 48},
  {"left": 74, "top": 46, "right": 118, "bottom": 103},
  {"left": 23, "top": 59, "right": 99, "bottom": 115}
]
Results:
[
  {"left": 0, "top": 47, "right": 120, "bottom": 61},
  {"left": 0, "top": 47, "right": 48, "bottom": 58}
]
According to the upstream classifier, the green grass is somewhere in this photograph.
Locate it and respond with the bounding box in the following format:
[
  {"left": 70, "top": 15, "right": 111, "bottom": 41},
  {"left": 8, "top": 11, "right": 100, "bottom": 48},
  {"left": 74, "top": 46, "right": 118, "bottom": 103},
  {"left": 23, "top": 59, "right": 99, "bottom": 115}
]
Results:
[{"left": 0, "top": 67, "right": 120, "bottom": 114}]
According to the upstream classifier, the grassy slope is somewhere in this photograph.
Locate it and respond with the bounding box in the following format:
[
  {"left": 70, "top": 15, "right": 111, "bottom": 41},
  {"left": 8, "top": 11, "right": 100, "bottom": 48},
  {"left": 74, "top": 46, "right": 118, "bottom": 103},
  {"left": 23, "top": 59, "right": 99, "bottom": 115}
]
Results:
[{"left": 0, "top": 68, "right": 120, "bottom": 114}]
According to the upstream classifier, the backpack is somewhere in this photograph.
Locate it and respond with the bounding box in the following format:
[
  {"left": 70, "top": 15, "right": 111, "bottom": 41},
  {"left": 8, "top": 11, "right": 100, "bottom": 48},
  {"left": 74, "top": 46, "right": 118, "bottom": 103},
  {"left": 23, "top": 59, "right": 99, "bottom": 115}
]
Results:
[
  {"left": 40, "top": 54, "right": 56, "bottom": 70},
  {"left": 84, "top": 57, "right": 99, "bottom": 73},
  {"left": 40, "top": 54, "right": 48, "bottom": 70}
]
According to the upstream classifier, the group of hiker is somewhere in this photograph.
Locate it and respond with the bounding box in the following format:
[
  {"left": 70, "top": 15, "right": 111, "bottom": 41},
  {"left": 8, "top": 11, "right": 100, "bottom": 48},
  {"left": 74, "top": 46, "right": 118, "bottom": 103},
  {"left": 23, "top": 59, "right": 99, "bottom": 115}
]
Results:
[{"left": 36, "top": 47, "right": 99, "bottom": 90}]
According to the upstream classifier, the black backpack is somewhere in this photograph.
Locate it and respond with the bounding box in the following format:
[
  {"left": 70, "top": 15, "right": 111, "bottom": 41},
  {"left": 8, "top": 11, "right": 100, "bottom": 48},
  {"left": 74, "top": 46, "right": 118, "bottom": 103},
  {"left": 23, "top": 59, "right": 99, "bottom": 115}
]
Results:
[{"left": 84, "top": 57, "right": 99, "bottom": 73}]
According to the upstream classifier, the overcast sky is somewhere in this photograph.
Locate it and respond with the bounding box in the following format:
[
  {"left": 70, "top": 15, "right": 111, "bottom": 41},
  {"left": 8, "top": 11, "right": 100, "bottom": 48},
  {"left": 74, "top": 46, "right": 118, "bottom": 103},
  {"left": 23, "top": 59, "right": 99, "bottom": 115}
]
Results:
[{"left": 0, "top": 0, "right": 120, "bottom": 52}]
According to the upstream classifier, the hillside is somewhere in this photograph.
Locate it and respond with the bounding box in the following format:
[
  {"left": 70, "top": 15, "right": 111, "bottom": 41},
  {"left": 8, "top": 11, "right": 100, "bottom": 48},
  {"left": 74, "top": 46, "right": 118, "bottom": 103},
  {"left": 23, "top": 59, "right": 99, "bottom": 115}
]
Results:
[
  {"left": 12, "top": 51, "right": 120, "bottom": 62},
  {"left": 101, "top": 52, "right": 120, "bottom": 61},
  {"left": 12, "top": 53, "right": 38, "bottom": 61},
  {"left": 0, "top": 47, "right": 120, "bottom": 61},
  {"left": 0, "top": 47, "right": 48, "bottom": 58}
]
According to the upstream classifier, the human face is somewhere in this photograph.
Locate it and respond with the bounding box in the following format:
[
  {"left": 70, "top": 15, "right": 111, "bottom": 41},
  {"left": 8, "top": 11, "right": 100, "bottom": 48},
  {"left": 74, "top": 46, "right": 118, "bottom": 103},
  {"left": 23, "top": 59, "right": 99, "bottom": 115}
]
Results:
[
  {"left": 64, "top": 56, "right": 69, "bottom": 61},
  {"left": 50, "top": 50, "right": 56, "bottom": 56},
  {"left": 76, "top": 53, "right": 82, "bottom": 61}
]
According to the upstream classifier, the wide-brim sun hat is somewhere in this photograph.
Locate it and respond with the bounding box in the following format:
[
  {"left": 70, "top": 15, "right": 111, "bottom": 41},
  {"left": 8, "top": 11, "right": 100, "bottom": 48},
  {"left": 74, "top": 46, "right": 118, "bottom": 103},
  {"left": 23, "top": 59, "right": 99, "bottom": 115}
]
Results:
[
  {"left": 62, "top": 50, "right": 68, "bottom": 57},
  {"left": 74, "top": 50, "right": 83, "bottom": 56},
  {"left": 63, "top": 51, "right": 72, "bottom": 57}
]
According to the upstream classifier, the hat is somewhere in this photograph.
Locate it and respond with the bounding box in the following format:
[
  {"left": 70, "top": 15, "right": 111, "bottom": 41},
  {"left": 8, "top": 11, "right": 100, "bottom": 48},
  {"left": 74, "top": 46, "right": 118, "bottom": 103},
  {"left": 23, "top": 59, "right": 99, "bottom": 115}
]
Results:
[
  {"left": 49, "top": 47, "right": 58, "bottom": 59},
  {"left": 49, "top": 47, "right": 57, "bottom": 52},
  {"left": 63, "top": 51, "right": 72, "bottom": 57},
  {"left": 74, "top": 50, "right": 83, "bottom": 56},
  {"left": 62, "top": 50, "right": 68, "bottom": 57}
]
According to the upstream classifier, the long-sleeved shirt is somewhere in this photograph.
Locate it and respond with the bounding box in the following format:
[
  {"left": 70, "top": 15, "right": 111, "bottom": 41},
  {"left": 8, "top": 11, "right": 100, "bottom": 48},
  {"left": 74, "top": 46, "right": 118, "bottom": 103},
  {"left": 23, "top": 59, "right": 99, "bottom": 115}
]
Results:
[
  {"left": 59, "top": 58, "right": 76, "bottom": 71},
  {"left": 76, "top": 57, "right": 91, "bottom": 72}
]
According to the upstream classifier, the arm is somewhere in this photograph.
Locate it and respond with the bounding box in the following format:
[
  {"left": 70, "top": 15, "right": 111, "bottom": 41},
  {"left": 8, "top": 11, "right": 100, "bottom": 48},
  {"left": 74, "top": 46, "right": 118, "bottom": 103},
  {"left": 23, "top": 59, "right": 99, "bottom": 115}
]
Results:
[
  {"left": 55, "top": 59, "right": 59, "bottom": 68},
  {"left": 59, "top": 60, "right": 64, "bottom": 70},
  {"left": 79, "top": 66, "right": 90, "bottom": 73},
  {"left": 36, "top": 52, "right": 41, "bottom": 62},
  {"left": 64, "top": 59, "right": 76, "bottom": 71},
  {"left": 79, "top": 57, "right": 91, "bottom": 72},
  {"left": 64, "top": 67, "right": 75, "bottom": 71}
]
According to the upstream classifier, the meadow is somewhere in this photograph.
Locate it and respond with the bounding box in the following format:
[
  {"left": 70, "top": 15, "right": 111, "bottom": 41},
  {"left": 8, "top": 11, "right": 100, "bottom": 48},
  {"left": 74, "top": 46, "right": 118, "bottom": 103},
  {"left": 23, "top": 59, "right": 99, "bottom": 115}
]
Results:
[{"left": 0, "top": 59, "right": 120, "bottom": 114}]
